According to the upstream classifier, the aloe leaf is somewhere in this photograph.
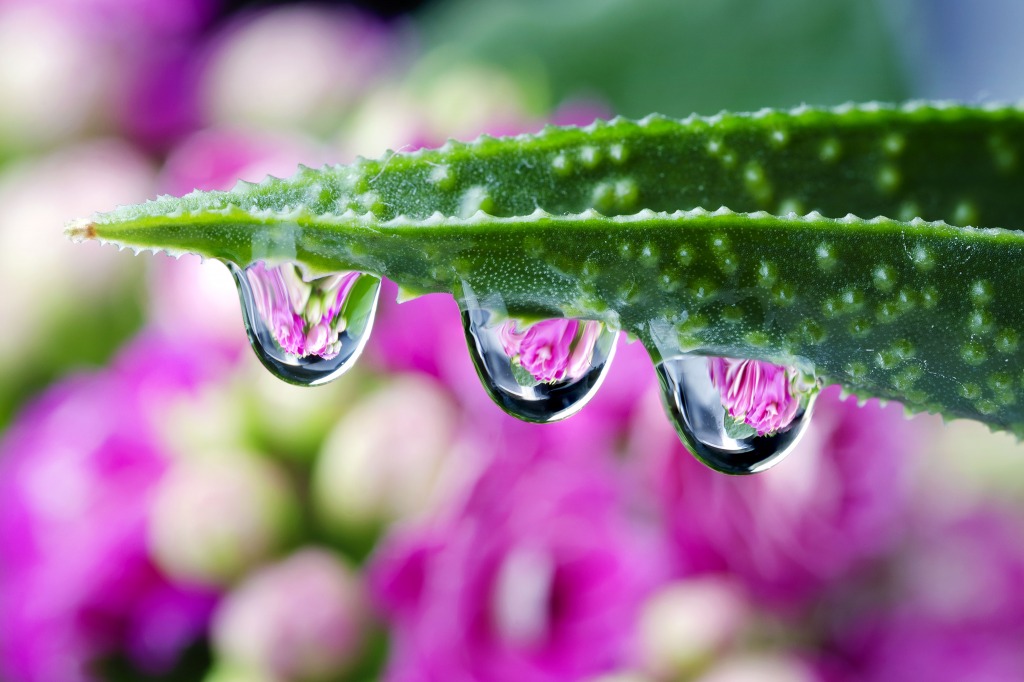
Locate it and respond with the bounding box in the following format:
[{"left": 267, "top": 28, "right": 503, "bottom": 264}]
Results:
[{"left": 68, "top": 102, "right": 1024, "bottom": 435}]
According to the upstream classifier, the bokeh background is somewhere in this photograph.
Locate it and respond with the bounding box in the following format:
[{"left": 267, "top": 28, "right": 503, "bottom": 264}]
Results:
[{"left": 1, "top": 0, "right": 1024, "bottom": 680}]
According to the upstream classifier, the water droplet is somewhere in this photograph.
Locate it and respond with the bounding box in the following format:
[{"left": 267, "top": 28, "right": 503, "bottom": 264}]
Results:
[
  {"left": 461, "top": 304, "right": 617, "bottom": 423},
  {"left": 229, "top": 261, "right": 380, "bottom": 386},
  {"left": 655, "top": 355, "right": 817, "bottom": 475}
]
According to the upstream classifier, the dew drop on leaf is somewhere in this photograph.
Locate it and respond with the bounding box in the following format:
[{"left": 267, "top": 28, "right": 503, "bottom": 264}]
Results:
[
  {"left": 655, "top": 355, "right": 818, "bottom": 474},
  {"left": 461, "top": 304, "right": 617, "bottom": 423},
  {"left": 229, "top": 261, "right": 380, "bottom": 386}
]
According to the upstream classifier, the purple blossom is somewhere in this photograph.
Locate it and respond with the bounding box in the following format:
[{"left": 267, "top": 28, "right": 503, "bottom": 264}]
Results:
[
  {"left": 708, "top": 357, "right": 802, "bottom": 436},
  {"left": 636, "top": 385, "right": 923, "bottom": 609},
  {"left": 814, "top": 508, "right": 1024, "bottom": 682},
  {"left": 116, "top": 43, "right": 204, "bottom": 152},
  {"left": 367, "top": 283, "right": 485, "bottom": 399},
  {"left": 158, "top": 128, "right": 330, "bottom": 197},
  {"left": 323, "top": 271, "right": 360, "bottom": 323},
  {"left": 369, "top": 448, "right": 665, "bottom": 682},
  {"left": 0, "top": 333, "right": 225, "bottom": 681}
]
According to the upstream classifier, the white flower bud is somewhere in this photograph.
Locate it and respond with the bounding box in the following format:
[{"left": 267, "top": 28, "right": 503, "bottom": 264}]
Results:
[
  {"left": 148, "top": 452, "right": 299, "bottom": 585},
  {"left": 313, "top": 374, "right": 461, "bottom": 533},
  {"left": 639, "top": 577, "right": 750, "bottom": 678},
  {"left": 212, "top": 549, "right": 366, "bottom": 681}
]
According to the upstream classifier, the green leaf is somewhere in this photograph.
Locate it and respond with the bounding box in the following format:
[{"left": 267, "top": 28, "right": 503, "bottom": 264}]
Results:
[
  {"left": 723, "top": 417, "right": 759, "bottom": 441},
  {"left": 510, "top": 361, "right": 542, "bottom": 388},
  {"left": 68, "top": 102, "right": 1024, "bottom": 436}
]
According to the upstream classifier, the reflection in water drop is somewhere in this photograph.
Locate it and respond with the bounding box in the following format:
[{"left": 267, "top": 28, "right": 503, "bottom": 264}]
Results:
[
  {"left": 656, "top": 355, "right": 818, "bottom": 475},
  {"left": 229, "top": 261, "right": 380, "bottom": 386},
  {"left": 462, "top": 305, "right": 617, "bottom": 423}
]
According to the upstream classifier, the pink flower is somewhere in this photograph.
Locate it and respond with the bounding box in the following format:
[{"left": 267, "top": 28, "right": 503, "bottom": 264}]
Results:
[
  {"left": 367, "top": 282, "right": 485, "bottom": 398},
  {"left": 369, "top": 449, "right": 665, "bottom": 682},
  {"left": 564, "top": 320, "right": 604, "bottom": 379},
  {"left": 816, "top": 509, "right": 1024, "bottom": 681},
  {"left": 708, "top": 357, "right": 801, "bottom": 436},
  {"left": 0, "top": 333, "right": 225, "bottom": 682},
  {"left": 158, "top": 128, "right": 330, "bottom": 197},
  {"left": 498, "top": 320, "right": 527, "bottom": 357}
]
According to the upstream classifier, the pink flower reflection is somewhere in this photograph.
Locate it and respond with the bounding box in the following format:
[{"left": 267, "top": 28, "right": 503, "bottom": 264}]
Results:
[
  {"left": 0, "top": 334, "right": 225, "bottom": 682},
  {"left": 708, "top": 357, "right": 801, "bottom": 436},
  {"left": 245, "top": 262, "right": 361, "bottom": 360},
  {"left": 499, "top": 319, "right": 605, "bottom": 384}
]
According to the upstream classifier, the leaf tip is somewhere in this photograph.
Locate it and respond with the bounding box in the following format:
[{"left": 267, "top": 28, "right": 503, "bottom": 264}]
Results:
[{"left": 65, "top": 218, "right": 97, "bottom": 242}]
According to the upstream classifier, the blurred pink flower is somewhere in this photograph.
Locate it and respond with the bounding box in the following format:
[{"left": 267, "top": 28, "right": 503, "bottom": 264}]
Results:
[
  {"left": 635, "top": 386, "right": 922, "bottom": 609},
  {"left": 367, "top": 284, "right": 475, "bottom": 389},
  {"left": 369, "top": 448, "right": 665, "bottom": 682},
  {"left": 0, "top": 0, "right": 218, "bottom": 151},
  {"left": 816, "top": 509, "right": 1024, "bottom": 682},
  {"left": 158, "top": 127, "right": 330, "bottom": 196},
  {"left": 708, "top": 357, "right": 801, "bottom": 436},
  {"left": 0, "top": 0, "right": 217, "bottom": 37},
  {"left": 117, "top": 43, "right": 205, "bottom": 152},
  {"left": 0, "top": 333, "right": 227, "bottom": 681}
]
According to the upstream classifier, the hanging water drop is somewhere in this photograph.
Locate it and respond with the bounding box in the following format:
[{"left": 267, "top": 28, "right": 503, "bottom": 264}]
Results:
[
  {"left": 461, "top": 303, "right": 617, "bottom": 423},
  {"left": 656, "top": 355, "right": 818, "bottom": 474},
  {"left": 228, "top": 261, "right": 380, "bottom": 386}
]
